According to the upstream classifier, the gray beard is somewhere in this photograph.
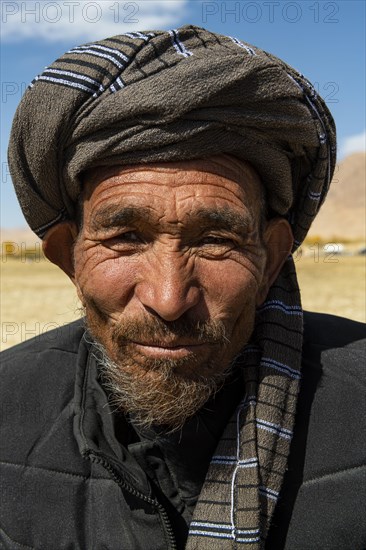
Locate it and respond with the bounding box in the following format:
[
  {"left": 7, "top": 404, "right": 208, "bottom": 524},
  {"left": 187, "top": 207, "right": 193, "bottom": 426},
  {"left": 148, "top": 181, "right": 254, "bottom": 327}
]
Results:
[{"left": 90, "top": 337, "right": 228, "bottom": 434}]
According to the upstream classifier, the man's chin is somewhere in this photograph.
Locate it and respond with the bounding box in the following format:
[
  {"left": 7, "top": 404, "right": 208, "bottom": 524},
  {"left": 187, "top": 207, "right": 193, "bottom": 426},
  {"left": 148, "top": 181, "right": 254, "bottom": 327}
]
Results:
[
  {"left": 92, "top": 339, "right": 226, "bottom": 433},
  {"left": 84, "top": 311, "right": 232, "bottom": 431}
]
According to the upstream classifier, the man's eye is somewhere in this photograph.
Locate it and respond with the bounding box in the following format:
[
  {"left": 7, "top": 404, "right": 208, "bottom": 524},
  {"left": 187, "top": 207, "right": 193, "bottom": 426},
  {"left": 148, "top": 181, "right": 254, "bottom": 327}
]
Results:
[
  {"left": 200, "top": 236, "right": 235, "bottom": 246},
  {"left": 103, "top": 231, "right": 144, "bottom": 249},
  {"left": 118, "top": 231, "right": 141, "bottom": 242}
]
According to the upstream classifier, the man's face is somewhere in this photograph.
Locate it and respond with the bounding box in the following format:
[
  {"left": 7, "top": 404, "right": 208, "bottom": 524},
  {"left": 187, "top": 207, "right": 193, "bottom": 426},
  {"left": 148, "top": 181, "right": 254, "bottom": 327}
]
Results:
[{"left": 72, "top": 156, "right": 276, "bottom": 430}]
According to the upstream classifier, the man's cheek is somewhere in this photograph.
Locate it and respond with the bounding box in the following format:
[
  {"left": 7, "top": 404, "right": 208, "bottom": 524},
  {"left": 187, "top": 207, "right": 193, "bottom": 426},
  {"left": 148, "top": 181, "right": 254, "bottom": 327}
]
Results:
[
  {"left": 74, "top": 243, "right": 105, "bottom": 276},
  {"left": 209, "top": 268, "right": 259, "bottom": 313},
  {"left": 219, "top": 280, "right": 259, "bottom": 338},
  {"left": 77, "top": 259, "right": 136, "bottom": 313}
]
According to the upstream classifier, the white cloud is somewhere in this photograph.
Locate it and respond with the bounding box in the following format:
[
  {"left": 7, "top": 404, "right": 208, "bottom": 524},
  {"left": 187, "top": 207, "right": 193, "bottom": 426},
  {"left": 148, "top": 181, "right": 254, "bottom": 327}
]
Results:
[
  {"left": 340, "top": 130, "right": 366, "bottom": 158},
  {"left": 1, "top": 0, "right": 189, "bottom": 43}
]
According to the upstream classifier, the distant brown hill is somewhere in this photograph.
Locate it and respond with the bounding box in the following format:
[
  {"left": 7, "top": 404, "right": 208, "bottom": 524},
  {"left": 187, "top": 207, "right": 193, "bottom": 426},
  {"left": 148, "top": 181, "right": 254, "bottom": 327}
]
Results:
[{"left": 308, "top": 152, "right": 365, "bottom": 241}]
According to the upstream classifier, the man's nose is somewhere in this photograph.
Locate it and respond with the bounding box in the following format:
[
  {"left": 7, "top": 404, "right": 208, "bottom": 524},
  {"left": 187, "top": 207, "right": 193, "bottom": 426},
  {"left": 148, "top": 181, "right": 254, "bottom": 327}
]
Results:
[{"left": 135, "top": 252, "right": 201, "bottom": 321}]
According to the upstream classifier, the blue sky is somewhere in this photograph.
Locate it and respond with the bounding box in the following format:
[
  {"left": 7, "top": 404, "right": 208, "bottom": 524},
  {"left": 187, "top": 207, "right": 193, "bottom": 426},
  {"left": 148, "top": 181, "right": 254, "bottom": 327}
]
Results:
[{"left": 1, "top": 0, "right": 365, "bottom": 228}]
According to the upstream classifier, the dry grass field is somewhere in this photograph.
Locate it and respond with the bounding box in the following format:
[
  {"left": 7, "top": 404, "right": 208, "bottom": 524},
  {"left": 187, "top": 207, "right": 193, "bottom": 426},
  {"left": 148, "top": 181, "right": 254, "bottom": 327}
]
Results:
[
  {"left": 296, "top": 254, "right": 365, "bottom": 322},
  {"left": 1, "top": 254, "right": 365, "bottom": 351},
  {"left": 1, "top": 259, "right": 82, "bottom": 351}
]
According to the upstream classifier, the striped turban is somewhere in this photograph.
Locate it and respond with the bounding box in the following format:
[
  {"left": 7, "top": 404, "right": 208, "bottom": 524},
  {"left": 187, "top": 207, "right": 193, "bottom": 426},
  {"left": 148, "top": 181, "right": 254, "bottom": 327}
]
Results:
[
  {"left": 8, "top": 25, "right": 336, "bottom": 550},
  {"left": 8, "top": 25, "right": 335, "bottom": 246}
]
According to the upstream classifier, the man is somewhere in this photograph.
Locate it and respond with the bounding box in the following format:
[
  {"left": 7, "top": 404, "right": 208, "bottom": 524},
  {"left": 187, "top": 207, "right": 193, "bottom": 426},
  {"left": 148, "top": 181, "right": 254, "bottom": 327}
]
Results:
[{"left": 1, "top": 25, "right": 365, "bottom": 550}]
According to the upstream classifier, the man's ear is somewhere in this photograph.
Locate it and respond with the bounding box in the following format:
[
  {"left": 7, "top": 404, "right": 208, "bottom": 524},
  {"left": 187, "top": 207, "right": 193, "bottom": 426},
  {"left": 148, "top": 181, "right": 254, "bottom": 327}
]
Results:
[
  {"left": 42, "top": 221, "right": 78, "bottom": 282},
  {"left": 256, "top": 218, "right": 294, "bottom": 306}
]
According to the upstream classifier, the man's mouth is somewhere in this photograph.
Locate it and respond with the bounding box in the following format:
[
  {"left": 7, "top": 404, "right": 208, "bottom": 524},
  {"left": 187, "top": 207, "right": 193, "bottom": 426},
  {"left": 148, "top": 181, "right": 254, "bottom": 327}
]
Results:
[{"left": 129, "top": 340, "right": 212, "bottom": 359}]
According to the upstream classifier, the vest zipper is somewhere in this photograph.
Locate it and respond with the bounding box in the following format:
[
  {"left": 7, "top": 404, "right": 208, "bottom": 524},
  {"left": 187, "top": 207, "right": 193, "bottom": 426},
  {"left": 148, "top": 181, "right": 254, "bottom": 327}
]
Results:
[{"left": 88, "top": 452, "right": 177, "bottom": 550}]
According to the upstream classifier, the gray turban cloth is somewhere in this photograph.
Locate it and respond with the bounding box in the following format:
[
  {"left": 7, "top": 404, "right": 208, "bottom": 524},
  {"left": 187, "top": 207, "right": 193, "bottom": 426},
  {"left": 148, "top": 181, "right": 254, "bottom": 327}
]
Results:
[{"left": 8, "top": 25, "right": 336, "bottom": 549}]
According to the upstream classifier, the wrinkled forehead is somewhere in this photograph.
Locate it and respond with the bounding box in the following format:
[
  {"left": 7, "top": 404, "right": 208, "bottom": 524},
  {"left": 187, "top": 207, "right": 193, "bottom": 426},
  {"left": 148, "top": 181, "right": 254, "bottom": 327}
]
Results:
[{"left": 81, "top": 154, "right": 264, "bottom": 201}]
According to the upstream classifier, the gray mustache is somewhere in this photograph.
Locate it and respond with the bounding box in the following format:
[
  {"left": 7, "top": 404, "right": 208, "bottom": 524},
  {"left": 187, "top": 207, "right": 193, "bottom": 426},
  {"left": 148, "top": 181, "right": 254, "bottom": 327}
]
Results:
[{"left": 111, "top": 317, "right": 228, "bottom": 346}]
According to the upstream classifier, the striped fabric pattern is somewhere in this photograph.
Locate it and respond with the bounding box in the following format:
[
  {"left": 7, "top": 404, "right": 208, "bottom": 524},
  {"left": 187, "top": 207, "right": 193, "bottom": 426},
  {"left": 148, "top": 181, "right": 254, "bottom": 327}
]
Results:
[{"left": 8, "top": 25, "right": 336, "bottom": 549}]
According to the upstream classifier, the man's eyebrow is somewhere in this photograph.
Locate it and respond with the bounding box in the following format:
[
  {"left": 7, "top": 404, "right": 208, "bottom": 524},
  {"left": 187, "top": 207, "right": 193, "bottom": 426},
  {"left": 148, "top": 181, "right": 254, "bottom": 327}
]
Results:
[
  {"left": 91, "top": 205, "right": 153, "bottom": 230},
  {"left": 90, "top": 204, "right": 253, "bottom": 234},
  {"left": 191, "top": 207, "right": 252, "bottom": 234}
]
